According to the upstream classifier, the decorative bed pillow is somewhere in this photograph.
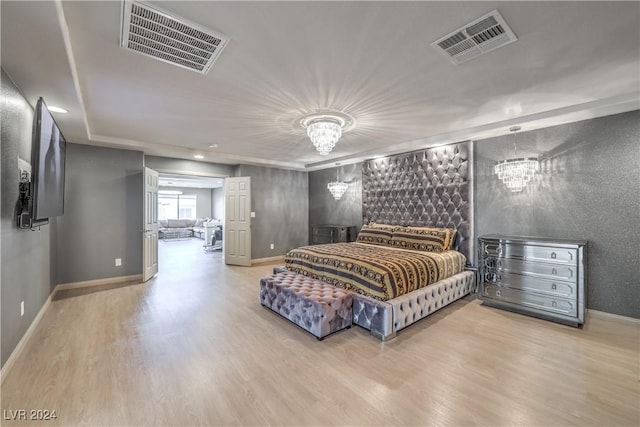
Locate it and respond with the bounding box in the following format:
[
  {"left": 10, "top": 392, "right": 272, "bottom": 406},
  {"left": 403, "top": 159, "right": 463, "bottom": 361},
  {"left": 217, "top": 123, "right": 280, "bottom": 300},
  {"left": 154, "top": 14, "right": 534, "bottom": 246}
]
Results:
[
  {"left": 390, "top": 226, "right": 455, "bottom": 253},
  {"left": 445, "top": 229, "right": 458, "bottom": 251},
  {"left": 367, "top": 223, "right": 397, "bottom": 230},
  {"left": 355, "top": 224, "right": 397, "bottom": 246}
]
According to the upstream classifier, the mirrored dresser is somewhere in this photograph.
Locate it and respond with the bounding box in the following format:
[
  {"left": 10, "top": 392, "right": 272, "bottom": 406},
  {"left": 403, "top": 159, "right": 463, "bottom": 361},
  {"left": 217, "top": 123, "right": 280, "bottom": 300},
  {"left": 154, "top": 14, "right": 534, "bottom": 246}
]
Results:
[{"left": 478, "top": 235, "right": 587, "bottom": 326}]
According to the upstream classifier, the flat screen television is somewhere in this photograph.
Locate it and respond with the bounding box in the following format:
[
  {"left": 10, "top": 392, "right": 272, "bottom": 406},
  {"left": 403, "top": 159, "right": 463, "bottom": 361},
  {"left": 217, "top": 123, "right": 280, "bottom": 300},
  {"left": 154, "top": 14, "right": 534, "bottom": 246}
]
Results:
[{"left": 31, "top": 97, "right": 66, "bottom": 221}]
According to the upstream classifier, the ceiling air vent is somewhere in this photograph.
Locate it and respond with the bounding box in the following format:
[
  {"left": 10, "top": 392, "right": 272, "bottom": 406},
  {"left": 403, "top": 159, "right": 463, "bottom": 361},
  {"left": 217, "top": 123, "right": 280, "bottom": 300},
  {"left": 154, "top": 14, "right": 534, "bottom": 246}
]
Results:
[
  {"left": 120, "top": 0, "right": 229, "bottom": 74},
  {"left": 431, "top": 10, "right": 517, "bottom": 65}
]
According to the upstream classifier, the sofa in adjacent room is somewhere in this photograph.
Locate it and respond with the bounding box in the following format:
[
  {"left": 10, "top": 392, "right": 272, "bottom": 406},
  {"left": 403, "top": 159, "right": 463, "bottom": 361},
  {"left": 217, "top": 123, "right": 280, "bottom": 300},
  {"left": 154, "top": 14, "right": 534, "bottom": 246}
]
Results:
[{"left": 159, "top": 218, "right": 223, "bottom": 241}]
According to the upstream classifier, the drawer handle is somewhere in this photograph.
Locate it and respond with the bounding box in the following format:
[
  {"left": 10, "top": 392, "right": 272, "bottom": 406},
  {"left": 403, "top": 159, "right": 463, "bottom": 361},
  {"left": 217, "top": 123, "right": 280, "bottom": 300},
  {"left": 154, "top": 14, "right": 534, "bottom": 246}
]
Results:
[
  {"left": 551, "top": 252, "right": 557, "bottom": 259},
  {"left": 551, "top": 283, "right": 557, "bottom": 290},
  {"left": 552, "top": 268, "right": 557, "bottom": 275},
  {"left": 496, "top": 290, "right": 502, "bottom": 297},
  {"left": 551, "top": 301, "right": 557, "bottom": 308}
]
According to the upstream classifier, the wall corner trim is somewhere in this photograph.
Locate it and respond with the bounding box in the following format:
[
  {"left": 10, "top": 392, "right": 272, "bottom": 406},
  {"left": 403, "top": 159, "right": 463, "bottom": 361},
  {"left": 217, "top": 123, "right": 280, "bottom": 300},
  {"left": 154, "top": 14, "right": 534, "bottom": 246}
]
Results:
[
  {"left": 55, "top": 274, "right": 143, "bottom": 291},
  {"left": 0, "top": 292, "right": 54, "bottom": 385}
]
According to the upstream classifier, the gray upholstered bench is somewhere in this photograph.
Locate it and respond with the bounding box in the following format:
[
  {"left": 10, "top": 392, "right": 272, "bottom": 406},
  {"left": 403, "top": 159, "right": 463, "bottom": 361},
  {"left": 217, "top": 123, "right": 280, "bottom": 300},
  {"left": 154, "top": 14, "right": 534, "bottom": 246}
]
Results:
[{"left": 259, "top": 272, "right": 353, "bottom": 340}]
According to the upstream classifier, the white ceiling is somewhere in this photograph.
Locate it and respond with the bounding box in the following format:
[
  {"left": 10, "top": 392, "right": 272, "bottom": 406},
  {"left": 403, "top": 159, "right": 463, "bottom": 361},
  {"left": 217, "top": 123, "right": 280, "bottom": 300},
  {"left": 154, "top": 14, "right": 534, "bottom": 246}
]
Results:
[
  {"left": 159, "top": 173, "right": 223, "bottom": 189},
  {"left": 2, "top": 1, "right": 639, "bottom": 171}
]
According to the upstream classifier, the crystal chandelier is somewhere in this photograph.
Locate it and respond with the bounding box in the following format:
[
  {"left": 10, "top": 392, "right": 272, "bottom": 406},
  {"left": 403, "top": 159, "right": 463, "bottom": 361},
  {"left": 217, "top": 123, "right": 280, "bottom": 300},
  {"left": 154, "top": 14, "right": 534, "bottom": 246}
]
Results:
[
  {"left": 305, "top": 116, "right": 345, "bottom": 155},
  {"left": 494, "top": 126, "right": 539, "bottom": 192},
  {"left": 327, "top": 165, "right": 348, "bottom": 200}
]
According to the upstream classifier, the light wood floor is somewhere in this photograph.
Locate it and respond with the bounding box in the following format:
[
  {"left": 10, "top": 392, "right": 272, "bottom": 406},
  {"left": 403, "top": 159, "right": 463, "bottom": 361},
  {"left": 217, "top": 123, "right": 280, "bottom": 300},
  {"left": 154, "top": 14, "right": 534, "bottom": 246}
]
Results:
[{"left": 1, "top": 238, "right": 638, "bottom": 426}]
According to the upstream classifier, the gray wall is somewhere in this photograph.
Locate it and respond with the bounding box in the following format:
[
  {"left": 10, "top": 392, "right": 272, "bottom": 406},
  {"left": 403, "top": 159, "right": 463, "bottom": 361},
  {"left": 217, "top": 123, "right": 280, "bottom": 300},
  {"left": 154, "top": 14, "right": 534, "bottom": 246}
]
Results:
[
  {"left": 212, "top": 187, "right": 224, "bottom": 221},
  {"left": 475, "top": 110, "right": 640, "bottom": 318},
  {"left": 1, "top": 69, "right": 54, "bottom": 367},
  {"left": 236, "top": 165, "right": 308, "bottom": 259},
  {"left": 56, "top": 144, "right": 144, "bottom": 284},
  {"left": 145, "top": 155, "right": 234, "bottom": 177},
  {"left": 158, "top": 185, "right": 213, "bottom": 218},
  {"left": 309, "top": 163, "right": 363, "bottom": 243}
]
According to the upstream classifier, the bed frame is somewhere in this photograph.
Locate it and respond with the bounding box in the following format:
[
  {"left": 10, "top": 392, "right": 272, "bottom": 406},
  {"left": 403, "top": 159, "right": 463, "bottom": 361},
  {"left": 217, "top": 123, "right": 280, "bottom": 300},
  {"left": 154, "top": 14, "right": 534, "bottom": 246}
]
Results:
[{"left": 351, "top": 270, "right": 475, "bottom": 340}]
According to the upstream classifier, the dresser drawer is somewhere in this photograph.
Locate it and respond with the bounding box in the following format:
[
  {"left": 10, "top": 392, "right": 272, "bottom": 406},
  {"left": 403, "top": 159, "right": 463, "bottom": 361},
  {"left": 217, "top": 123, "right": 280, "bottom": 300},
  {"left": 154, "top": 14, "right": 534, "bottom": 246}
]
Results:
[
  {"left": 313, "top": 228, "right": 332, "bottom": 237},
  {"left": 485, "top": 257, "right": 577, "bottom": 282},
  {"left": 483, "top": 271, "right": 576, "bottom": 299},
  {"left": 482, "top": 284, "right": 577, "bottom": 317},
  {"left": 313, "top": 228, "right": 333, "bottom": 239},
  {"left": 311, "top": 225, "right": 356, "bottom": 245},
  {"left": 482, "top": 242, "right": 577, "bottom": 265},
  {"left": 312, "top": 235, "right": 330, "bottom": 244}
]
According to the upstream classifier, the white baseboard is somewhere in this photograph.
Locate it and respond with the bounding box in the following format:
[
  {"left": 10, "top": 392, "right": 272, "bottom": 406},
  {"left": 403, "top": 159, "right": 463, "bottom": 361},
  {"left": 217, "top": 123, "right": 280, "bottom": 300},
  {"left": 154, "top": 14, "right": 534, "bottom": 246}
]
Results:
[
  {"left": 0, "top": 291, "right": 53, "bottom": 385},
  {"left": 56, "top": 274, "right": 142, "bottom": 291},
  {"left": 587, "top": 309, "right": 640, "bottom": 324},
  {"left": 251, "top": 255, "right": 284, "bottom": 266}
]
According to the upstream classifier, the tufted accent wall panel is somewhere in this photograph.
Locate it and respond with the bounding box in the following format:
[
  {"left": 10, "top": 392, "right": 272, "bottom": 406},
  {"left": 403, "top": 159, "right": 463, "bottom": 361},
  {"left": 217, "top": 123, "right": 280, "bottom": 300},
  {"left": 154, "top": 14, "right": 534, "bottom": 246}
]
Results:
[{"left": 362, "top": 141, "right": 474, "bottom": 265}]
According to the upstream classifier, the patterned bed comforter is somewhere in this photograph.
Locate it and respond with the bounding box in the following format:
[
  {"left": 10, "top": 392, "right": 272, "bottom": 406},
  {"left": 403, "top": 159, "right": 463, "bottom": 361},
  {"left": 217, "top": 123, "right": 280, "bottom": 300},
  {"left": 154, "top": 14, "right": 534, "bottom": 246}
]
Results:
[{"left": 284, "top": 242, "right": 466, "bottom": 301}]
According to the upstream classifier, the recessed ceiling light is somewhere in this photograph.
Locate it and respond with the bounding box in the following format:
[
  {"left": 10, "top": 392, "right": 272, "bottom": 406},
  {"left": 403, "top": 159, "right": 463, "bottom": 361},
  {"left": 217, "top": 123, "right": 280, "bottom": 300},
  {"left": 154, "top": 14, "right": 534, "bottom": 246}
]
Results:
[
  {"left": 208, "top": 143, "right": 218, "bottom": 148},
  {"left": 194, "top": 154, "right": 204, "bottom": 160},
  {"left": 47, "top": 106, "right": 68, "bottom": 114}
]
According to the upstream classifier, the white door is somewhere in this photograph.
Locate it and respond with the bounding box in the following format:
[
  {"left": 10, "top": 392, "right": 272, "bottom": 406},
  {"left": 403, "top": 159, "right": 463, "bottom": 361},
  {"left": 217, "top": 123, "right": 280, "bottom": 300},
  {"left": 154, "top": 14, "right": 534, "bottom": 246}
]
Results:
[
  {"left": 143, "top": 167, "right": 159, "bottom": 281},
  {"left": 225, "top": 177, "right": 251, "bottom": 266}
]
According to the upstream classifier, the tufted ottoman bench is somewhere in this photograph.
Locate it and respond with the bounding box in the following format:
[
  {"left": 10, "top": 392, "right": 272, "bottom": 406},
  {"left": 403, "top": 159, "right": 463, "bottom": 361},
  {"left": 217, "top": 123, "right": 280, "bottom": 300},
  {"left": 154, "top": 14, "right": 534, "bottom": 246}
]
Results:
[{"left": 259, "top": 272, "right": 353, "bottom": 340}]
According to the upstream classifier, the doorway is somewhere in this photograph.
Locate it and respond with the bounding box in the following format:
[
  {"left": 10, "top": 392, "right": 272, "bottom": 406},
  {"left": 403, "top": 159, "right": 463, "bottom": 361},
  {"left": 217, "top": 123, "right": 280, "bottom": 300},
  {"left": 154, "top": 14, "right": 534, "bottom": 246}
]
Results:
[{"left": 156, "top": 173, "right": 225, "bottom": 275}]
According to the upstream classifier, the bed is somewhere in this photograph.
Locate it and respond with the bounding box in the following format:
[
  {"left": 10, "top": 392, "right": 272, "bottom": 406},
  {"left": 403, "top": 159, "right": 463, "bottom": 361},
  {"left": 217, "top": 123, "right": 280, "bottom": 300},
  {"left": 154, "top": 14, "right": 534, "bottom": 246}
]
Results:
[
  {"left": 284, "top": 242, "right": 466, "bottom": 301},
  {"left": 279, "top": 142, "right": 475, "bottom": 339},
  {"left": 282, "top": 223, "right": 476, "bottom": 340}
]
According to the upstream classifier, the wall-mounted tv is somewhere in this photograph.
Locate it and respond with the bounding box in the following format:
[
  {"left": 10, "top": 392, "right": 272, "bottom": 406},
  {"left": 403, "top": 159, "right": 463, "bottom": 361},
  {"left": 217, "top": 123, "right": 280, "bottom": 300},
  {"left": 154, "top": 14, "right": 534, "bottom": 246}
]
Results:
[{"left": 31, "top": 97, "right": 66, "bottom": 221}]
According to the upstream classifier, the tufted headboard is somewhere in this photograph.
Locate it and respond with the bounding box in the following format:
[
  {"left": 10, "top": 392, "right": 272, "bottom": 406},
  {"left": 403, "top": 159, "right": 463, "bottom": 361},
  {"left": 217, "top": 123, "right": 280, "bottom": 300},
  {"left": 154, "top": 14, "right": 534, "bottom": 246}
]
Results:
[{"left": 362, "top": 141, "right": 475, "bottom": 266}]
